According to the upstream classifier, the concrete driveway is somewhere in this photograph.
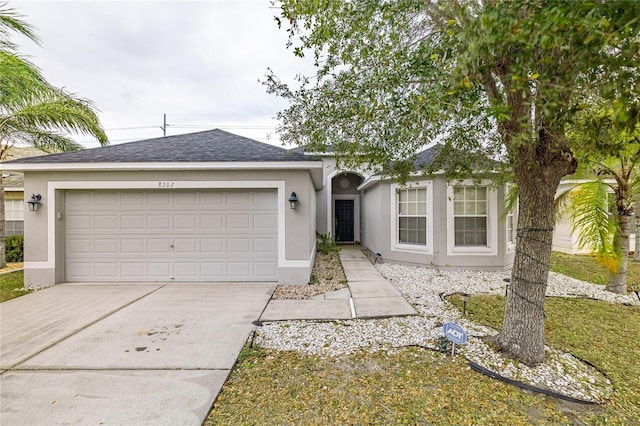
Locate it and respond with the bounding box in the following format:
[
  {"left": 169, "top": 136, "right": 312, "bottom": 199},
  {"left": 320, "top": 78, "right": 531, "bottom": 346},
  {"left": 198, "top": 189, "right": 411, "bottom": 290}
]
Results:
[{"left": 0, "top": 282, "right": 275, "bottom": 425}]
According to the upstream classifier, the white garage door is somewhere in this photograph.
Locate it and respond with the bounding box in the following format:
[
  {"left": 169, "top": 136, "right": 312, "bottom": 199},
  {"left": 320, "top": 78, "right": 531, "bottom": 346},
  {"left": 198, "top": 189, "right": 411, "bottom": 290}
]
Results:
[{"left": 65, "top": 189, "right": 278, "bottom": 282}]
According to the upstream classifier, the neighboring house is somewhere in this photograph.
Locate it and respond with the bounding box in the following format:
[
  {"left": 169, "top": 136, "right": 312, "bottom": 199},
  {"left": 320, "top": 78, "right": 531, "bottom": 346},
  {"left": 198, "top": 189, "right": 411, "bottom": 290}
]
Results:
[
  {"left": 2, "top": 147, "right": 47, "bottom": 236},
  {"left": 2, "top": 129, "right": 515, "bottom": 288},
  {"left": 552, "top": 179, "right": 637, "bottom": 255}
]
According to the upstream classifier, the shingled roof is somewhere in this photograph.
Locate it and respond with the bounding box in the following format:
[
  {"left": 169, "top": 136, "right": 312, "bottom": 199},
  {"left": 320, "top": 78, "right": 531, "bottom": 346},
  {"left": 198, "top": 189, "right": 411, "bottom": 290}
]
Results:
[{"left": 4, "top": 129, "right": 311, "bottom": 164}]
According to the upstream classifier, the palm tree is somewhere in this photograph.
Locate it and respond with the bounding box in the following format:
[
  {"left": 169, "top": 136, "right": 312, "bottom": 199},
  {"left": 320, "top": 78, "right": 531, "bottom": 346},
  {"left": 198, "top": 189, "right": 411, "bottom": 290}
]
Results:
[
  {"left": 557, "top": 148, "right": 639, "bottom": 294},
  {"left": 0, "top": 3, "right": 107, "bottom": 267}
]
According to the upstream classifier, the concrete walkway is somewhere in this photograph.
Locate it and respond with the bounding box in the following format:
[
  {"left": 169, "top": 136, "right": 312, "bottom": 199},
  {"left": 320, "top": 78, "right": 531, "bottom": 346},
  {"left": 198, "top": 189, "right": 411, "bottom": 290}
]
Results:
[{"left": 261, "top": 246, "right": 416, "bottom": 321}]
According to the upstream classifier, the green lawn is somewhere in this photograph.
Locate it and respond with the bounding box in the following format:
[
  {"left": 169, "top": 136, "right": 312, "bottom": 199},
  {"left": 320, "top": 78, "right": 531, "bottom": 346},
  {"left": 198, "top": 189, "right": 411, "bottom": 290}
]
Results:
[
  {"left": 0, "top": 270, "right": 29, "bottom": 302},
  {"left": 207, "top": 254, "right": 640, "bottom": 425},
  {"left": 449, "top": 295, "right": 640, "bottom": 424},
  {"left": 551, "top": 251, "right": 640, "bottom": 287}
]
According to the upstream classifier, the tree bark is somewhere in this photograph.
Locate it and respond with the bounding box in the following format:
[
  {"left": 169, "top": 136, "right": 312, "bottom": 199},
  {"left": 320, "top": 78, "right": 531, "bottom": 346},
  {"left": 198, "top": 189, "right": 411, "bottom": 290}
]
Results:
[
  {"left": 491, "top": 170, "right": 561, "bottom": 365},
  {"left": 0, "top": 176, "right": 6, "bottom": 269},
  {"left": 608, "top": 214, "right": 629, "bottom": 294},
  {"left": 634, "top": 202, "right": 639, "bottom": 263}
]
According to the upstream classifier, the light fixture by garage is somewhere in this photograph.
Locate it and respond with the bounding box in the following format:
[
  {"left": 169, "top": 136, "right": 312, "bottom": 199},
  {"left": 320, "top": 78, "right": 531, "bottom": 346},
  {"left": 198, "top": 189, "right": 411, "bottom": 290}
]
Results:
[
  {"left": 27, "top": 193, "right": 42, "bottom": 212},
  {"left": 288, "top": 192, "right": 299, "bottom": 209}
]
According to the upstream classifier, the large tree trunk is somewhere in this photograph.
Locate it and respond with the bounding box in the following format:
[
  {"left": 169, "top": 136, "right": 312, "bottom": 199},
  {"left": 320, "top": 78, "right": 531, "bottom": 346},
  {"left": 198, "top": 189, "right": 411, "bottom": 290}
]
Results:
[
  {"left": 0, "top": 176, "right": 6, "bottom": 269},
  {"left": 491, "top": 170, "right": 561, "bottom": 365},
  {"left": 634, "top": 202, "right": 639, "bottom": 263},
  {"left": 607, "top": 214, "right": 630, "bottom": 294}
]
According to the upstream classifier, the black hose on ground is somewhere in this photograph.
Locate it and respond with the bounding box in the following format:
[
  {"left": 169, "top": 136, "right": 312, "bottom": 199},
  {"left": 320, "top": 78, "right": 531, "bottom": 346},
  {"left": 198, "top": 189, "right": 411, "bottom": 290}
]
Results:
[{"left": 403, "top": 344, "right": 606, "bottom": 405}]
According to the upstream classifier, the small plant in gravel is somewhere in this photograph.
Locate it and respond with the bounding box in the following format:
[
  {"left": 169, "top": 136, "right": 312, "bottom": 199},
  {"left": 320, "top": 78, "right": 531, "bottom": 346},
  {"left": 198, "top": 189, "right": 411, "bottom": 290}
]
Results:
[
  {"left": 317, "top": 233, "right": 340, "bottom": 255},
  {"left": 272, "top": 251, "right": 348, "bottom": 299}
]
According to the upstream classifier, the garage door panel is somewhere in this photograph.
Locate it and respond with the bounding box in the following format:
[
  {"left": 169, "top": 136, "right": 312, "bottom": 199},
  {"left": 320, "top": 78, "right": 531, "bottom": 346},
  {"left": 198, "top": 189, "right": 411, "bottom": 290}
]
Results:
[
  {"left": 254, "top": 262, "right": 277, "bottom": 278},
  {"left": 95, "top": 263, "right": 118, "bottom": 278},
  {"left": 200, "top": 214, "right": 224, "bottom": 230},
  {"left": 227, "top": 214, "right": 251, "bottom": 229},
  {"left": 147, "top": 239, "right": 171, "bottom": 253},
  {"left": 94, "top": 239, "right": 118, "bottom": 254},
  {"left": 94, "top": 215, "right": 118, "bottom": 230},
  {"left": 201, "top": 262, "right": 225, "bottom": 279},
  {"left": 120, "top": 192, "right": 145, "bottom": 207},
  {"left": 147, "top": 192, "right": 172, "bottom": 207},
  {"left": 121, "top": 215, "right": 144, "bottom": 230},
  {"left": 121, "top": 238, "right": 145, "bottom": 254},
  {"left": 174, "top": 239, "right": 197, "bottom": 253},
  {"left": 121, "top": 263, "right": 145, "bottom": 278},
  {"left": 65, "top": 190, "right": 278, "bottom": 282},
  {"left": 94, "top": 192, "right": 118, "bottom": 206},
  {"left": 254, "top": 214, "right": 277, "bottom": 230},
  {"left": 174, "top": 192, "right": 197, "bottom": 207},
  {"left": 148, "top": 262, "right": 170, "bottom": 278},
  {"left": 226, "top": 191, "right": 251, "bottom": 206},
  {"left": 227, "top": 262, "right": 251, "bottom": 277},
  {"left": 66, "top": 215, "right": 91, "bottom": 231},
  {"left": 254, "top": 191, "right": 277, "bottom": 206},
  {"left": 227, "top": 238, "right": 251, "bottom": 253},
  {"left": 174, "top": 214, "right": 197, "bottom": 230},
  {"left": 200, "top": 192, "right": 224, "bottom": 206},
  {"left": 66, "top": 192, "right": 92, "bottom": 208},
  {"left": 66, "top": 262, "right": 92, "bottom": 280},
  {"left": 254, "top": 238, "right": 277, "bottom": 253},
  {"left": 148, "top": 215, "right": 171, "bottom": 229},
  {"left": 67, "top": 238, "right": 92, "bottom": 254},
  {"left": 201, "top": 238, "right": 224, "bottom": 253},
  {"left": 174, "top": 262, "right": 197, "bottom": 278}
]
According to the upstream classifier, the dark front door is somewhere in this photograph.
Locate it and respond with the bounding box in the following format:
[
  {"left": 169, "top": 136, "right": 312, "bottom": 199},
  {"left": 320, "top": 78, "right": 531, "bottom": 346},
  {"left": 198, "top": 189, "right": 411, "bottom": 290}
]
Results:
[{"left": 335, "top": 200, "right": 354, "bottom": 242}]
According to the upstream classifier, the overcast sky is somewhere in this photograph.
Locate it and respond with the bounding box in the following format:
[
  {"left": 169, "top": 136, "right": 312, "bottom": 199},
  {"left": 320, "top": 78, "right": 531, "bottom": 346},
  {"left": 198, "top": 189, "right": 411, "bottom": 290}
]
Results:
[{"left": 13, "top": 0, "right": 312, "bottom": 148}]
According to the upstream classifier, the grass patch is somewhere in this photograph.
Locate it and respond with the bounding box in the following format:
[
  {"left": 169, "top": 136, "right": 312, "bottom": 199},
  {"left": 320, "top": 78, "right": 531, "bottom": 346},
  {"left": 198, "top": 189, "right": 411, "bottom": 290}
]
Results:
[
  {"left": 208, "top": 347, "right": 570, "bottom": 425},
  {"left": 0, "top": 270, "right": 29, "bottom": 302},
  {"left": 450, "top": 294, "right": 640, "bottom": 424},
  {"left": 209, "top": 252, "right": 640, "bottom": 425},
  {"left": 209, "top": 297, "right": 640, "bottom": 425},
  {"left": 550, "top": 251, "right": 640, "bottom": 286}
]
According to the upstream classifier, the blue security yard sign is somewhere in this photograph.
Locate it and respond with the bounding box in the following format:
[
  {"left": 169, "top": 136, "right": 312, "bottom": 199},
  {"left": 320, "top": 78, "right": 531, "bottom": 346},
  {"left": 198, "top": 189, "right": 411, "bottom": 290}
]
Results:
[{"left": 443, "top": 322, "right": 467, "bottom": 345}]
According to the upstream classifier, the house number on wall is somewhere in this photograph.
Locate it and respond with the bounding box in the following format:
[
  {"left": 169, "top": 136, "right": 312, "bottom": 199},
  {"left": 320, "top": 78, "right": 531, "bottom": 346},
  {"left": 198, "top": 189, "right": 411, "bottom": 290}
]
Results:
[{"left": 158, "top": 181, "right": 175, "bottom": 188}]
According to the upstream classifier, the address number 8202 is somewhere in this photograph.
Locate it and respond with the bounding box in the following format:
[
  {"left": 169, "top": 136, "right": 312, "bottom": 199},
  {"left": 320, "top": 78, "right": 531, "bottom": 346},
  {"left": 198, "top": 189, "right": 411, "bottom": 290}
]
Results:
[{"left": 158, "top": 181, "right": 175, "bottom": 188}]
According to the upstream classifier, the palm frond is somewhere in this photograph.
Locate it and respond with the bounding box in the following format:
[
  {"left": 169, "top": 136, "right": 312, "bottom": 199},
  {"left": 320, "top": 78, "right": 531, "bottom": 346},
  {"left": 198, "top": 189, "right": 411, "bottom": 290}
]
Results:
[
  {"left": 1, "top": 88, "right": 108, "bottom": 149},
  {"left": 501, "top": 184, "right": 518, "bottom": 220},
  {"left": 0, "top": 51, "right": 49, "bottom": 108},
  {"left": 570, "top": 181, "right": 618, "bottom": 260},
  {"left": 0, "top": 2, "right": 40, "bottom": 51},
  {"left": 554, "top": 185, "right": 580, "bottom": 224}
]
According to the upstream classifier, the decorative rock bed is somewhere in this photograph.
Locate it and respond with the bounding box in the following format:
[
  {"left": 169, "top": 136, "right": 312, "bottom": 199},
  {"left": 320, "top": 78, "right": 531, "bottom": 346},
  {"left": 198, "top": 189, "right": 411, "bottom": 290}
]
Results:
[{"left": 256, "top": 262, "right": 637, "bottom": 403}]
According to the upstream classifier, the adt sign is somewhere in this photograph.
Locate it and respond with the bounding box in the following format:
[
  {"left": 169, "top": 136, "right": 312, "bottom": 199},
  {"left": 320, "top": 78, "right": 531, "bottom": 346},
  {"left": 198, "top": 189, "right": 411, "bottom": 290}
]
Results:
[{"left": 443, "top": 322, "right": 467, "bottom": 345}]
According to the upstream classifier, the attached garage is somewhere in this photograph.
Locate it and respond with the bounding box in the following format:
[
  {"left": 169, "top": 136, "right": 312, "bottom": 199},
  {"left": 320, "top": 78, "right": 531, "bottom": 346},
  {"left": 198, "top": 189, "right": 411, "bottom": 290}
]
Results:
[
  {"left": 65, "top": 189, "right": 278, "bottom": 282},
  {"left": 9, "top": 129, "right": 323, "bottom": 287}
]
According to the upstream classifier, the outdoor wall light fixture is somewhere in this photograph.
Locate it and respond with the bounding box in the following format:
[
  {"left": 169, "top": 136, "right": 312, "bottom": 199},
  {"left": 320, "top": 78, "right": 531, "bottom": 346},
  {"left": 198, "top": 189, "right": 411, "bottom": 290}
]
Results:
[
  {"left": 288, "top": 192, "right": 299, "bottom": 209},
  {"left": 27, "top": 193, "right": 42, "bottom": 212}
]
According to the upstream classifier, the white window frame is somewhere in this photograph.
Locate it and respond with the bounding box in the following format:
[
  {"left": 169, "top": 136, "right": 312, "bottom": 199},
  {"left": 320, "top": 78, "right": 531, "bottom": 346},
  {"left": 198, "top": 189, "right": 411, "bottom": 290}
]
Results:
[
  {"left": 505, "top": 184, "right": 517, "bottom": 252},
  {"left": 447, "top": 180, "right": 498, "bottom": 256},
  {"left": 390, "top": 181, "right": 433, "bottom": 254}
]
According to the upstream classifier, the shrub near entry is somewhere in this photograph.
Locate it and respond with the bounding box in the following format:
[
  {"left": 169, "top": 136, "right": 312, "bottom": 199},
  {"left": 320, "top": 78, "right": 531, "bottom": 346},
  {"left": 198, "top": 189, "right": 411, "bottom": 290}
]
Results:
[{"left": 5, "top": 235, "right": 23, "bottom": 262}]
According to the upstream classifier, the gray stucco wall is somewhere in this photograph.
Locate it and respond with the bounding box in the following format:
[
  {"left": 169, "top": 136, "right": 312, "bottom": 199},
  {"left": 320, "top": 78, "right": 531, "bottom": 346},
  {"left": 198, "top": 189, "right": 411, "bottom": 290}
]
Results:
[
  {"left": 23, "top": 168, "right": 317, "bottom": 287},
  {"left": 361, "top": 176, "right": 515, "bottom": 271}
]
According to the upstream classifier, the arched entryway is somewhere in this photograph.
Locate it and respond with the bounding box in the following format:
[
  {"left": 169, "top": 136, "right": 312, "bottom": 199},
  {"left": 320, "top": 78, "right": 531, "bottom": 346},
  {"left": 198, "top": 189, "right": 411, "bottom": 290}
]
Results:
[{"left": 329, "top": 172, "right": 364, "bottom": 243}]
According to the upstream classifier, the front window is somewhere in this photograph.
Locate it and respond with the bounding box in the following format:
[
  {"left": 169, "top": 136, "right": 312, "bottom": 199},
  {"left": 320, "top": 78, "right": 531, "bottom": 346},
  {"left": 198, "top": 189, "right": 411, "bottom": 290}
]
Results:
[
  {"left": 5, "top": 199, "right": 24, "bottom": 221},
  {"left": 397, "top": 187, "right": 427, "bottom": 245},
  {"left": 453, "top": 186, "right": 488, "bottom": 246}
]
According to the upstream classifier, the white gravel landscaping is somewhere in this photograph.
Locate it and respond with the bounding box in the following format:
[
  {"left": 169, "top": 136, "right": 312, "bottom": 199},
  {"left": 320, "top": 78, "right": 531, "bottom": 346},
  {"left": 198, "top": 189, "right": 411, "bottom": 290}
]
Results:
[{"left": 256, "top": 262, "right": 637, "bottom": 403}]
